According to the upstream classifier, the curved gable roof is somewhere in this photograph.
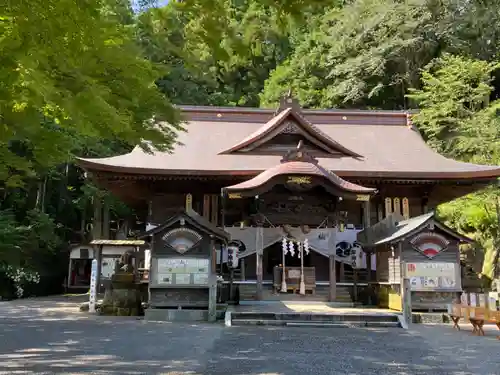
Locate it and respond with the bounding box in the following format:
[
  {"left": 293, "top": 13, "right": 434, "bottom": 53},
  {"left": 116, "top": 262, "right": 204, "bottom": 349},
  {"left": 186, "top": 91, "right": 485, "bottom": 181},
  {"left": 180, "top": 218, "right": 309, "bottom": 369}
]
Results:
[
  {"left": 219, "top": 107, "right": 362, "bottom": 158},
  {"left": 76, "top": 106, "right": 500, "bottom": 180}
]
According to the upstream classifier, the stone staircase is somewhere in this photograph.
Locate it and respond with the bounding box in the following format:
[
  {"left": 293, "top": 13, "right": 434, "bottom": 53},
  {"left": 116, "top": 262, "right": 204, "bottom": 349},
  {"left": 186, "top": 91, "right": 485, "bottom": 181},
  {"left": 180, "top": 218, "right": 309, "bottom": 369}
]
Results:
[
  {"left": 238, "top": 283, "right": 353, "bottom": 304},
  {"left": 227, "top": 310, "right": 402, "bottom": 328}
]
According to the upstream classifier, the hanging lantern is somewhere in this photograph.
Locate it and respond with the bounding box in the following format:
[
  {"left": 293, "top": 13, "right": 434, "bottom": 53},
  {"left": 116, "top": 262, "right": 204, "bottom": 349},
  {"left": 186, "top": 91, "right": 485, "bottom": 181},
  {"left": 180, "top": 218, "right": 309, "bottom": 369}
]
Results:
[
  {"left": 304, "top": 238, "right": 310, "bottom": 255},
  {"left": 282, "top": 237, "right": 288, "bottom": 255},
  {"left": 288, "top": 239, "right": 295, "bottom": 257}
]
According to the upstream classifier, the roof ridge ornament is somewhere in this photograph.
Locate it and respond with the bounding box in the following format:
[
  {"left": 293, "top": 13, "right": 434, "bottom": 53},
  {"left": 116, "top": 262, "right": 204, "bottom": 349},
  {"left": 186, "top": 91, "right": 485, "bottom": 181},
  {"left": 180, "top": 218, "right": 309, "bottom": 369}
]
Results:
[
  {"left": 276, "top": 89, "right": 302, "bottom": 115},
  {"left": 280, "top": 140, "right": 318, "bottom": 164}
]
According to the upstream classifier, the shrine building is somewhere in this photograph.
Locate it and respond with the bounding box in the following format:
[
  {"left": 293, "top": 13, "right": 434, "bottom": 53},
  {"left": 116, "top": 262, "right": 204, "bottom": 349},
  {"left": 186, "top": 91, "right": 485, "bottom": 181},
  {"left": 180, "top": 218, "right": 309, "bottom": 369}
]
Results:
[{"left": 77, "top": 96, "right": 500, "bottom": 306}]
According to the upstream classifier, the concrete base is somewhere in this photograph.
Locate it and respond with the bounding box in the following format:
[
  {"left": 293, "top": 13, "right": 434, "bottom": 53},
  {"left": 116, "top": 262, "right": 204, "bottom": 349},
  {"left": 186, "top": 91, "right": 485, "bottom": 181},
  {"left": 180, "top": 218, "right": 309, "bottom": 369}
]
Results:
[{"left": 145, "top": 308, "right": 209, "bottom": 322}]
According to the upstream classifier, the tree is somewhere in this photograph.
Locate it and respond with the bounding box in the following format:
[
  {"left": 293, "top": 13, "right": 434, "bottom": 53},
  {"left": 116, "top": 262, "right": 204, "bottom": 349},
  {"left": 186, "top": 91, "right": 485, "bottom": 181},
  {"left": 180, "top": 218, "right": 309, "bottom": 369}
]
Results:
[
  {"left": 1, "top": 0, "right": 182, "bottom": 185},
  {"left": 409, "top": 54, "right": 500, "bottom": 282},
  {"left": 261, "top": 0, "right": 441, "bottom": 109},
  {"left": 136, "top": 0, "right": 296, "bottom": 107}
]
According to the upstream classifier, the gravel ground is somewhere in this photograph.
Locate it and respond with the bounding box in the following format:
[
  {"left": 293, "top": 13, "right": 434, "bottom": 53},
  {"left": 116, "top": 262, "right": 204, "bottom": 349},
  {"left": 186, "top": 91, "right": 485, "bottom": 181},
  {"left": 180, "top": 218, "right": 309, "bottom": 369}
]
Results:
[{"left": 0, "top": 297, "right": 499, "bottom": 375}]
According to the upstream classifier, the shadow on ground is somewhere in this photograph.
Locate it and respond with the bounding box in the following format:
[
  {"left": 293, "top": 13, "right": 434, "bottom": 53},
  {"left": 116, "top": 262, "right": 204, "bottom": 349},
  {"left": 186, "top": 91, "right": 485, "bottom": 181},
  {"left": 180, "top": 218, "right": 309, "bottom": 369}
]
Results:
[{"left": 0, "top": 297, "right": 498, "bottom": 375}]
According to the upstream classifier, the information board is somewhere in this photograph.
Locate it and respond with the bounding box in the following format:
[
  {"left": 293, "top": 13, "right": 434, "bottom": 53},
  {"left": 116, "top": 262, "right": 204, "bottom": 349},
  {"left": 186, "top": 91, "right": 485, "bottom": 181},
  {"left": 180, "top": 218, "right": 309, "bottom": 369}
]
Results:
[
  {"left": 155, "top": 258, "right": 210, "bottom": 286},
  {"left": 405, "top": 262, "right": 458, "bottom": 291}
]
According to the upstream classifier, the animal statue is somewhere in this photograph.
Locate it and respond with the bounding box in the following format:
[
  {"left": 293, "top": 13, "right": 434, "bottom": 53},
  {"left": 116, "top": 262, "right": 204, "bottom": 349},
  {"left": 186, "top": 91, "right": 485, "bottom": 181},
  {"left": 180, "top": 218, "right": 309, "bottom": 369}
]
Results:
[{"left": 115, "top": 250, "right": 136, "bottom": 274}]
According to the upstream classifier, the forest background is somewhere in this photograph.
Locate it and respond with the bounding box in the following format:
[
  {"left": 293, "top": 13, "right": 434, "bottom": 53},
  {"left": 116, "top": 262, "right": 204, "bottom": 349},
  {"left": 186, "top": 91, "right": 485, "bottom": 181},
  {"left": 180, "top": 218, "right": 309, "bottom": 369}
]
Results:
[{"left": 1, "top": 0, "right": 499, "bottom": 297}]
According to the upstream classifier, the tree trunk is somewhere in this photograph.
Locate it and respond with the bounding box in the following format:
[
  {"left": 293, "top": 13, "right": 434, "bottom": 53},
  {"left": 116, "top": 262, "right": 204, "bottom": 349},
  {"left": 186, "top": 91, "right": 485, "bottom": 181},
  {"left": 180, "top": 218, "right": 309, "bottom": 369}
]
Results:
[{"left": 35, "top": 176, "right": 47, "bottom": 212}]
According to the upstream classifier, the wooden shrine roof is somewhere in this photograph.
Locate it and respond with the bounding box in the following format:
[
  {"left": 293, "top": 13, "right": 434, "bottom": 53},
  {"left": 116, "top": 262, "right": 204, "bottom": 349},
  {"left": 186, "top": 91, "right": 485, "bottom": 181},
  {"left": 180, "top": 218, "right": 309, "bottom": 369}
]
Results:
[
  {"left": 357, "top": 212, "right": 474, "bottom": 247},
  {"left": 77, "top": 103, "right": 500, "bottom": 180},
  {"left": 223, "top": 141, "right": 377, "bottom": 196}
]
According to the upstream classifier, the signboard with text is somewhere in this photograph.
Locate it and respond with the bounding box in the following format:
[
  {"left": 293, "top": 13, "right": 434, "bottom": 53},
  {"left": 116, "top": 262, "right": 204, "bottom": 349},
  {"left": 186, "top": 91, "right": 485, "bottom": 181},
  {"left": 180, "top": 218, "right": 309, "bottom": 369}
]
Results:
[{"left": 405, "top": 262, "right": 459, "bottom": 291}]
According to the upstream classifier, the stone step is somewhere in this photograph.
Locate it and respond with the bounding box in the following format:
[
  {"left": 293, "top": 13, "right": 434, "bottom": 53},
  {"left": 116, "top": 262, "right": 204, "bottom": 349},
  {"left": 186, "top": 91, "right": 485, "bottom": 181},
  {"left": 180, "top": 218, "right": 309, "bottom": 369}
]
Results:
[
  {"left": 231, "top": 312, "right": 399, "bottom": 322},
  {"left": 228, "top": 312, "right": 402, "bottom": 328},
  {"left": 230, "top": 319, "right": 401, "bottom": 328}
]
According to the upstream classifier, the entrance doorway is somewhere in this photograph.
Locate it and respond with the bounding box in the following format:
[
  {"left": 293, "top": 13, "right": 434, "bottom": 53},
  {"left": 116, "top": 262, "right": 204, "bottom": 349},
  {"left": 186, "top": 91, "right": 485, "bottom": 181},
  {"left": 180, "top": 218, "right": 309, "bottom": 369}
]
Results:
[{"left": 263, "top": 241, "right": 312, "bottom": 281}]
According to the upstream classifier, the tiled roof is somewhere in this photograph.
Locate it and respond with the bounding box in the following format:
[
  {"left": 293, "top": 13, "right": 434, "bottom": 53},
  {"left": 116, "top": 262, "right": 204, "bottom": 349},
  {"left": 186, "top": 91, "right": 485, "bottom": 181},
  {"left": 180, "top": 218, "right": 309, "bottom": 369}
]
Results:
[
  {"left": 77, "top": 106, "right": 500, "bottom": 180},
  {"left": 219, "top": 107, "right": 362, "bottom": 158},
  {"left": 224, "top": 161, "right": 376, "bottom": 194}
]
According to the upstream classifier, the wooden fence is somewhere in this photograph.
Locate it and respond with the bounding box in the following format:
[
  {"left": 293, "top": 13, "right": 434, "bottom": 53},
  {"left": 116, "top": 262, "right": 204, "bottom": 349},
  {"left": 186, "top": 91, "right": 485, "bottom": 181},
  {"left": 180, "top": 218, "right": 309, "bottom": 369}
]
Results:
[{"left": 448, "top": 292, "right": 500, "bottom": 339}]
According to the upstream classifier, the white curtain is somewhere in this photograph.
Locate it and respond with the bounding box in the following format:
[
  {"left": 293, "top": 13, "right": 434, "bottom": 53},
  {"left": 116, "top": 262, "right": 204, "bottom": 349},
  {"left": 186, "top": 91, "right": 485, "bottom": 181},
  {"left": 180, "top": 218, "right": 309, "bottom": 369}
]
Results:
[{"left": 224, "top": 226, "right": 376, "bottom": 270}]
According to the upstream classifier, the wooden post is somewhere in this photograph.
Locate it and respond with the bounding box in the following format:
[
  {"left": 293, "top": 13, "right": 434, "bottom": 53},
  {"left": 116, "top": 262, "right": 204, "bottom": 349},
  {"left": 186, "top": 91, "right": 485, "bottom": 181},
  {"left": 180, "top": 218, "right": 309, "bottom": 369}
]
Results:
[
  {"left": 92, "top": 198, "right": 103, "bottom": 240},
  {"left": 329, "top": 255, "right": 336, "bottom": 301},
  {"left": 147, "top": 199, "right": 153, "bottom": 225},
  {"left": 400, "top": 245, "right": 412, "bottom": 326},
  {"left": 95, "top": 244, "right": 103, "bottom": 294},
  {"left": 210, "top": 195, "right": 218, "bottom": 225},
  {"left": 102, "top": 199, "right": 110, "bottom": 239},
  {"left": 67, "top": 258, "right": 73, "bottom": 288},
  {"left": 203, "top": 194, "right": 210, "bottom": 219},
  {"left": 339, "top": 262, "right": 345, "bottom": 282},
  {"left": 240, "top": 258, "right": 246, "bottom": 281},
  {"left": 208, "top": 238, "right": 217, "bottom": 322},
  {"left": 353, "top": 268, "right": 358, "bottom": 303},
  {"left": 256, "top": 227, "right": 263, "bottom": 300},
  {"left": 363, "top": 200, "right": 372, "bottom": 284}
]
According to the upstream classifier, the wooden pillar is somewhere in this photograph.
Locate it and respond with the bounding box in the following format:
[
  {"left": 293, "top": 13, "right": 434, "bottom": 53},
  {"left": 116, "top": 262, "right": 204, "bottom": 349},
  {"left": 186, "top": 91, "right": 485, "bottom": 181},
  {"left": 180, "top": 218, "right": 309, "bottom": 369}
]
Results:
[
  {"left": 102, "top": 199, "right": 110, "bottom": 239},
  {"left": 95, "top": 244, "right": 103, "bottom": 294},
  {"left": 240, "top": 258, "right": 246, "bottom": 281},
  {"left": 339, "top": 262, "right": 345, "bottom": 282},
  {"left": 256, "top": 227, "right": 263, "bottom": 300},
  {"left": 210, "top": 195, "right": 218, "bottom": 225},
  {"left": 208, "top": 238, "right": 217, "bottom": 322},
  {"left": 92, "top": 198, "right": 103, "bottom": 240},
  {"left": 203, "top": 194, "right": 210, "bottom": 219},
  {"left": 363, "top": 200, "right": 372, "bottom": 283},
  {"left": 67, "top": 258, "right": 73, "bottom": 289},
  {"left": 400, "top": 245, "right": 412, "bottom": 325},
  {"left": 329, "top": 255, "right": 336, "bottom": 301},
  {"left": 147, "top": 199, "right": 153, "bottom": 223}
]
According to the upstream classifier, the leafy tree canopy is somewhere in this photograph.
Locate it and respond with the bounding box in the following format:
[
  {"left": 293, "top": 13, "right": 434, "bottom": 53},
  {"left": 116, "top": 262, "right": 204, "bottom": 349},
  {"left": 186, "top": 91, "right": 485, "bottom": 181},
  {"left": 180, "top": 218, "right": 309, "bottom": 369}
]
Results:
[{"left": 1, "top": 0, "right": 182, "bottom": 185}]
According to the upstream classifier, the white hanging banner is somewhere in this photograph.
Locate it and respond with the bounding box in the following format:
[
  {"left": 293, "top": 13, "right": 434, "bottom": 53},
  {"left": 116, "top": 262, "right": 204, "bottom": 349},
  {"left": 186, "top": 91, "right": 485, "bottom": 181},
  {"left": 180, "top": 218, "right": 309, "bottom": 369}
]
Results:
[
  {"left": 89, "top": 259, "right": 98, "bottom": 313},
  {"left": 144, "top": 249, "right": 151, "bottom": 269},
  {"left": 225, "top": 226, "right": 376, "bottom": 270}
]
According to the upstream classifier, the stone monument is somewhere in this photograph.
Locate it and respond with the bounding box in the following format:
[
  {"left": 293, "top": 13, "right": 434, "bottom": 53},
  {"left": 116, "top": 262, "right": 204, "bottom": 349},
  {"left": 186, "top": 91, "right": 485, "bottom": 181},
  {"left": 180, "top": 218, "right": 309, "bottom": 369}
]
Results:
[{"left": 100, "top": 250, "right": 142, "bottom": 316}]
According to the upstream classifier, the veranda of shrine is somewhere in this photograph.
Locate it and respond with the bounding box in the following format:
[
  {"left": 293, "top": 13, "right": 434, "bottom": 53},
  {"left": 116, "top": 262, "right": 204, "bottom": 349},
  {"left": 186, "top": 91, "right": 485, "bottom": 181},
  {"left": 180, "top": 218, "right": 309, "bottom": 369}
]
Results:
[{"left": 77, "top": 95, "right": 500, "bottom": 308}]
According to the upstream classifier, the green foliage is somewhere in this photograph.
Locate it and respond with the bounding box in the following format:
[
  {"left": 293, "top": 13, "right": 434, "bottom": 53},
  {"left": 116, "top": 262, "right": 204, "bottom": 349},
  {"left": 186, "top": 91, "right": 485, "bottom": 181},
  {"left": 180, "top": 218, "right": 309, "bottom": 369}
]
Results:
[
  {"left": 410, "top": 54, "right": 500, "bottom": 281},
  {"left": 2, "top": 0, "right": 500, "bottom": 292},
  {"left": 261, "top": 0, "right": 439, "bottom": 109},
  {"left": 408, "top": 55, "right": 500, "bottom": 155},
  {"left": 136, "top": 0, "right": 296, "bottom": 106},
  {"left": 1, "top": 0, "right": 182, "bottom": 185}
]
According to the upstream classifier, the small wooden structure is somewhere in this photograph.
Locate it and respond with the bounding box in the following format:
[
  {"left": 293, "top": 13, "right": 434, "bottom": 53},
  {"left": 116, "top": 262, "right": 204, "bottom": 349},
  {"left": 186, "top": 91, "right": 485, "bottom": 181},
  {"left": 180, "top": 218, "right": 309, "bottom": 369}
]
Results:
[
  {"left": 273, "top": 266, "right": 316, "bottom": 294},
  {"left": 144, "top": 209, "right": 230, "bottom": 322},
  {"left": 358, "top": 212, "right": 473, "bottom": 311},
  {"left": 89, "top": 239, "right": 147, "bottom": 293}
]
